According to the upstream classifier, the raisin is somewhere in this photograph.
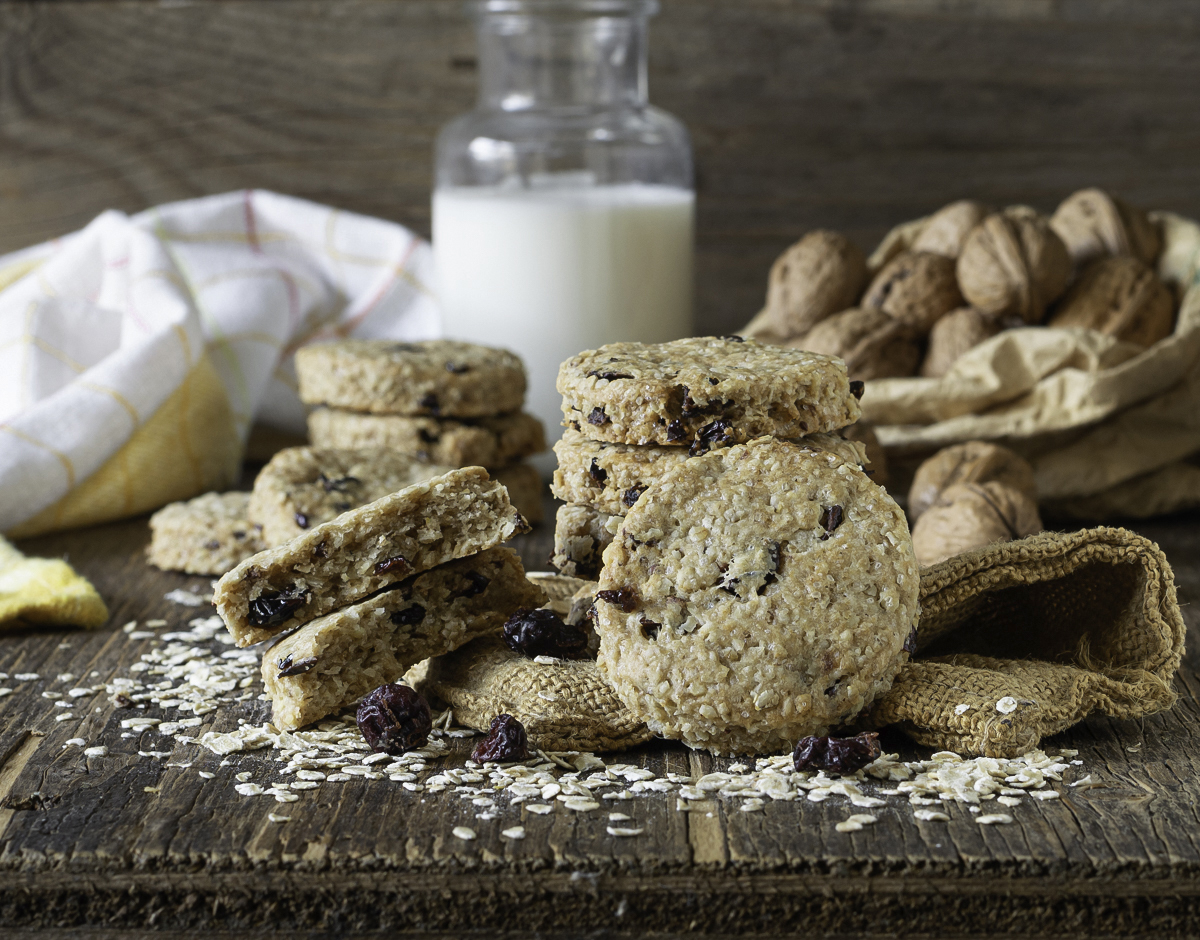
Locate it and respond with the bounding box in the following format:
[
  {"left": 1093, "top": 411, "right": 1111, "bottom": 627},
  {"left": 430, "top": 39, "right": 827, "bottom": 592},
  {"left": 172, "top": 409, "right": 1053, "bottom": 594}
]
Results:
[
  {"left": 709, "top": 377, "right": 720, "bottom": 386},
  {"left": 390, "top": 604, "right": 426, "bottom": 626},
  {"left": 276, "top": 655, "right": 318, "bottom": 678},
  {"left": 457, "top": 570, "right": 490, "bottom": 598},
  {"left": 419, "top": 392, "right": 440, "bottom": 415},
  {"left": 639, "top": 616, "right": 660, "bottom": 640},
  {"left": 792, "top": 732, "right": 881, "bottom": 776},
  {"left": 824, "top": 681, "right": 839, "bottom": 697},
  {"left": 319, "top": 472, "right": 360, "bottom": 493},
  {"left": 596, "top": 586, "right": 640, "bottom": 613},
  {"left": 570, "top": 421, "right": 582, "bottom": 432},
  {"left": 587, "top": 458, "right": 608, "bottom": 486},
  {"left": 819, "top": 505, "right": 844, "bottom": 540},
  {"left": 313, "top": 541, "right": 328, "bottom": 559},
  {"left": 247, "top": 585, "right": 308, "bottom": 628},
  {"left": 587, "top": 406, "right": 610, "bottom": 426},
  {"left": 689, "top": 418, "right": 737, "bottom": 457},
  {"left": 586, "top": 370, "right": 633, "bottom": 381},
  {"left": 666, "top": 419, "right": 686, "bottom": 443},
  {"left": 502, "top": 607, "right": 590, "bottom": 660},
  {"left": 849, "top": 380, "right": 865, "bottom": 400},
  {"left": 375, "top": 554, "right": 411, "bottom": 576},
  {"left": 294, "top": 512, "right": 309, "bottom": 529},
  {"left": 205, "top": 539, "right": 220, "bottom": 551},
  {"left": 903, "top": 625, "right": 918, "bottom": 655},
  {"left": 357, "top": 684, "right": 432, "bottom": 755},
  {"left": 721, "top": 335, "right": 744, "bottom": 342},
  {"left": 622, "top": 485, "right": 647, "bottom": 508},
  {"left": 471, "top": 713, "right": 529, "bottom": 763},
  {"left": 445, "top": 361, "right": 470, "bottom": 374},
  {"left": 418, "top": 428, "right": 439, "bottom": 444},
  {"left": 232, "top": 530, "right": 246, "bottom": 540}
]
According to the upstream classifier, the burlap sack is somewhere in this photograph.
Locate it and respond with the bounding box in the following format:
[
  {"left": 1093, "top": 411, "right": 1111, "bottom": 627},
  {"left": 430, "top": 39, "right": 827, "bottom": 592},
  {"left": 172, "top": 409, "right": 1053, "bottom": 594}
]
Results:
[{"left": 859, "top": 211, "right": 1200, "bottom": 516}]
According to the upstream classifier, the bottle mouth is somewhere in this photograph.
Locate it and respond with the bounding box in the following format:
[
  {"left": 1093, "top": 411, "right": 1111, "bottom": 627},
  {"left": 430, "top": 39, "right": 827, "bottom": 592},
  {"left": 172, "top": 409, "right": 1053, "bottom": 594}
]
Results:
[{"left": 471, "top": 0, "right": 659, "bottom": 16}]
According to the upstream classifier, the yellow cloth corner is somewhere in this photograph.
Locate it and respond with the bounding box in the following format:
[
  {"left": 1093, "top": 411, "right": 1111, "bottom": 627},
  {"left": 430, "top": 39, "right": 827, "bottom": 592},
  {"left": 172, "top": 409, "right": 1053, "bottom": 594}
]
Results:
[{"left": 0, "top": 537, "right": 108, "bottom": 630}]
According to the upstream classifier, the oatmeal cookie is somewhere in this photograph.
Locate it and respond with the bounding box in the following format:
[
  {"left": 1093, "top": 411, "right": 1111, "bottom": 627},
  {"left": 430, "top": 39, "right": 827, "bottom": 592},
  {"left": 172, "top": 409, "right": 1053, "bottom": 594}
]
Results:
[
  {"left": 148, "top": 492, "right": 265, "bottom": 576},
  {"left": 249, "top": 448, "right": 455, "bottom": 545},
  {"left": 594, "top": 437, "right": 919, "bottom": 755},
  {"left": 215, "top": 467, "right": 528, "bottom": 647},
  {"left": 557, "top": 336, "right": 861, "bottom": 448},
  {"left": 493, "top": 462, "right": 545, "bottom": 524},
  {"left": 296, "top": 339, "right": 526, "bottom": 417},
  {"left": 262, "top": 547, "right": 546, "bottom": 730},
  {"left": 552, "top": 429, "right": 869, "bottom": 516},
  {"left": 307, "top": 408, "right": 546, "bottom": 468},
  {"left": 551, "top": 502, "right": 620, "bottom": 580}
]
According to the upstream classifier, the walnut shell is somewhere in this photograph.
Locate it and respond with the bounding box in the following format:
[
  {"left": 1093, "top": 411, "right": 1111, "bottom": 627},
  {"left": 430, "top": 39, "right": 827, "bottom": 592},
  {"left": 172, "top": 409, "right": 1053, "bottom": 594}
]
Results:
[
  {"left": 908, "top": 441, "right": 1036, "bottom": 522},
  {"left": 764, "top": 231, "right": 868, "bottom": 338},
  {"left": 910, "top": 481, "right": 1043, "bottom": 567},
  {"left": 791, "top": 307, "right": 922, "bottom": 380},
  {"left": 919, "top": 307, "right": 1003, "bottom": 378},
  {"left": 1046, "top": 256, "right": 1175, "bottom": 348},
  {"left": 840, "top": 422, "right": 889, "bottom": 487},
  {"left": 862, "top": 251, "right": 963, "bottom": 333},
  {"left": 956, "top": 210, "right": 1071, "bottom": 324},
  {"left": 1050, "top": 188, "right": 1161, "bottom": 269},
  {"left": 911, "top": 200, "right": 990, "bottom": 258}
]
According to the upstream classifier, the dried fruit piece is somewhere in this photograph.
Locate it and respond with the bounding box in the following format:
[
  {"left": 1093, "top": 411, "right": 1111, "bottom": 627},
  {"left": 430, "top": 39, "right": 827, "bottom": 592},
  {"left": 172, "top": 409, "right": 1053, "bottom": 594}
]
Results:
[
  {"left": 247, "top": 585, "right": 308, "bottom": 628},
  {"left": 586, "top": 370, "right": 633, "bottom": 381},
  {"left": 622, "top": 485, "right": 647, "bottom": 508},
  {"left": 471, "top": 714, "right": 530, "bottom": 762},
  {"left": 276, "top": 655, "right": 318, "bottom": 678},
  {"left": 374, "top": 554, "right": 412, "bottom": 576},
  {"left": 819, "top": 505, "right": 844, "bottom": 540},
  {"left": 588, "top": 407, "right": 610, "bottom": 426},
  {"left": 356, "top": 683, "right": 432, "bottom": 755},
  {"left": 596, "top": 587, "right": 639, "bottom": 613},
  {"left": 389, "top": 604, "right": 426, "bottom": 626},
  {"left": 502, "top": 607, "right": 591, "bottom": 660},
  {"left": 792, "top": 732, "right": 882, "bottom": 775}
]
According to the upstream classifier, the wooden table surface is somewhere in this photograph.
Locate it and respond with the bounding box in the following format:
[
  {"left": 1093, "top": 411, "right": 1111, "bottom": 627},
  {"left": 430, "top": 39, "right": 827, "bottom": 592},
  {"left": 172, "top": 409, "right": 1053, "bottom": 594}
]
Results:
[{"left": 3, "top": 494, "right": 1200, "bottom": 939}]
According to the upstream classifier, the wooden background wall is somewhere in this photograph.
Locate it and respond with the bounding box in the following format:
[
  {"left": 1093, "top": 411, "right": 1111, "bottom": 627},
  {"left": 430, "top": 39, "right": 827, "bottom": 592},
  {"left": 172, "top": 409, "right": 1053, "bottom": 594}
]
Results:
[{"left": 1, "top": 0, "right": 1199, "bottom": 335}]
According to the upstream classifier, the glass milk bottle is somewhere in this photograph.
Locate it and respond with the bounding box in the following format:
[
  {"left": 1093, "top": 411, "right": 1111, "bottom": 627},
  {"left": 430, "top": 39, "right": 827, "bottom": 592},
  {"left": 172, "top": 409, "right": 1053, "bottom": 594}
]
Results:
[{"left": 433, "top": 0, "right": 694, "bottom": 464}]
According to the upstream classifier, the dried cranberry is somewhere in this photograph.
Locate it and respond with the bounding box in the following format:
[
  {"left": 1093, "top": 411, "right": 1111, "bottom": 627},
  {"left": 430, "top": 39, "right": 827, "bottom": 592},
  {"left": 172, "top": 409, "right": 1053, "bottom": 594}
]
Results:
[
  {"left": 456, "top": 570, "right": 490, "bottom": 598},
  {"left": 587, "top": 406, "right": 610, "bottom": 426},
  {"left": 819, "top": 505, "right": 844, "bottom": 540},
  {"left": 622, "top": 485, "right": 647, "bottom": 508},
  {"left": 596, "top": 587, "right": 639, "bottom": 613},
  {"left": 313, "top": 541, "right": 328, "bottom": 559},
  {"left": 849, "top": 380, "right": 865, "bottom": 400},
  {"left": 587, "top": 458, "right": 608, "bottom": 486},
  {"left": 665, "top": 419, "right": 687, "bottom": 443},
  {"left": 356, "top": 684, "right": 432, "bottom": 755},
  {"left": 276, "top": 655, "right": 318, "bottom": 678},
  {"left": 638, "top": 616, "right": 660, "bottom": 640},
  {"left": 586, "top": 370, "right": 633, "bottom": 381},
  {"left": 247, "top": 585, "right": 308, "bottom": 627},
  {"left": 502, "top": 607, "right": 590, "bottom": 660},
  {"left": 689, "top": 418, "right": 737, "bottom": 457},
  {"left": 471, "top": 714, "right": 529, "bottom": 763},
  {"left": 294, "top": 512, "right": 309, "bottom": 529},
  {"left": 390, "top": 604, "right": 426, "bottom": 626},
  {"left": 792, "top": 732, "right": 881, "bottom": 776},
  {"left": 903, "top": 625, "right": 918, "bottom": 655},
  {"left": 375, "top": 554, "right": 411, "bottom": 576}
]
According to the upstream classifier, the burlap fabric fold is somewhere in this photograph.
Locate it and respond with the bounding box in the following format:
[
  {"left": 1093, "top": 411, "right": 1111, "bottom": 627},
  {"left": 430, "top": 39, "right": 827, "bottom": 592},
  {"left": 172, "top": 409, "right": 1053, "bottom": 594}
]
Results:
[{"left": 429, "top": 528, "right": 1183, "bottom": 756}]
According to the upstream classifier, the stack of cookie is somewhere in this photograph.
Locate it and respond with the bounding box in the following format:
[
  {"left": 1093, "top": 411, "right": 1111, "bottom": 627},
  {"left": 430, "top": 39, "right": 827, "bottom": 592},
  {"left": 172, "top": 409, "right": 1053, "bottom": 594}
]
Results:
[
  {"left": 548, "top": 336, "right": 871, "bottom": 578},
  {"left": 297, "top": 339, "right": 547, "bottom": 522},
  {"left": 212, "top": 466, "right": 546, "bottom": 730}
]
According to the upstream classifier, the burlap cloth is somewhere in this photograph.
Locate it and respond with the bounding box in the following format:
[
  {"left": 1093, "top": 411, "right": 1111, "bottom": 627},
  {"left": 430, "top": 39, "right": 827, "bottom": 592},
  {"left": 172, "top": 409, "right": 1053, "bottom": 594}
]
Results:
[
  {"left": 426, "top": 527, "right": 1184, "bottom": 757},
  {"left": 856, "top": 211, "right": 1200, "bottom": 519}
]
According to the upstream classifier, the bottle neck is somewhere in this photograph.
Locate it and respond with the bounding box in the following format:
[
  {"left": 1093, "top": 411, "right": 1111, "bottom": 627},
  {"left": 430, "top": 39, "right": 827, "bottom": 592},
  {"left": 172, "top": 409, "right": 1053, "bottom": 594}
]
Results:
[{"left": 475, "top": 10, "right": 650, "bottom": 112}]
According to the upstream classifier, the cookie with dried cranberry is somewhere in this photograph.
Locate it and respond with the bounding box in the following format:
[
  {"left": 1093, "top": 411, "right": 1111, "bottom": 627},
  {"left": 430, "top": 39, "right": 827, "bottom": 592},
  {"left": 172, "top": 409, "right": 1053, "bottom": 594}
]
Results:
[
  {"left": 594, "top": 437, "right": 918, "bottom": 756},
  {"left": 557, "top": 336, "right": 862, "bottom": 448},
  {"left": 308, "top": 408, "right": 546, "bottom": 468},
  {"left": 249, "top": 447, "right": 455, "bottom": 545},
  {"left": 296, "top": 339, "right": 526, "bottom": 417},
  {"left": 550, "top": 502, "right": 620, "bottom": 580},
  {"left": 262, "top": 547, "right": 546, "bottom": 730},
  {"left": 215, "top": 466, "right": 529, "bottom": 647},
  {"left": 552, "top": 428, "right": 869, "bottom": 516},
  {"left": 148, "top": 492, "right": 265, "bottom": 576}
]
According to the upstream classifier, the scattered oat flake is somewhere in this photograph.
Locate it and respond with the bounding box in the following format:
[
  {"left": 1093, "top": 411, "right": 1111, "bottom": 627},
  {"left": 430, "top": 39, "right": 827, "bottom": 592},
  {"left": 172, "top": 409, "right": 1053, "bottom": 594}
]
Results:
[
  {"left": 144, "top": 787, "right": 160, "bottom": 794},
  {"left": 55, "top": 713, "right": 75, "bottom": 722},
  {"left": 14, "top": 673, "right": 39, "bottom": 681},
  {"left": 198, "top": 771, "right": 215, "bottom": 779},
  {"left": 1070, "top": 775, "right": 1103, "bottom": 789},
  {"left": 976, "top": 814, "right": 1013, "bottom": 825},
  {"left": 607, "top": 826, "right": 643, "bottom": 837},
  {"left": 954, "top": 703, "right": 971, "bottom": 715},
  {"left": 83, "top": 746, "right": 108, "bottom": 758},
  {"left": 452, "top": 826, "right": 476, "bottom": 841},
  {"left": 1029, "top": 789, "right": 1060, "bottom": 801},
  {"left": 63, "top": 738, "right": 86, "bottom": 747},
  {"left": 995, "top": 697, "right": 1019, "bottom": 714},
  {"left": 501, "top": 826, "right": 526, "bottom": 839},
  {"left": 267, "top": 813, "right": 291, "bottom": 823},
  {"left": 525, "top": 804, "right": 553, "bottom": 815},
  {"left": 913, "top": 809, "right": 950, "bottom": 822},
  {"left": 165, "top": 589, "right": 208, "bottom": 607},
  {"left": 0, "top": 689, "right": 11, "bottom": 697}
]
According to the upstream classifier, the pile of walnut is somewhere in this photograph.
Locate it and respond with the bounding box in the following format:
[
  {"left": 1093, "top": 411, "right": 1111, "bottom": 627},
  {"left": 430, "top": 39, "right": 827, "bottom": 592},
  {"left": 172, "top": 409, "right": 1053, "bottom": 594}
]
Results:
[
  {"left": 907, "top": 441, "right": 1042, "bottom": 567},
  {"left": 744, "top": 188, "right": 1175, "bottom": 379}
]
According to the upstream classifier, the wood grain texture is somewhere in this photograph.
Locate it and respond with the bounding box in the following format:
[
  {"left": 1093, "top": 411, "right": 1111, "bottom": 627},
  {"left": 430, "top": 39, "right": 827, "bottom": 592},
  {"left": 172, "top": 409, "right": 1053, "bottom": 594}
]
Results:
[
  {"left": 2, "top": 1, "right": 1200, "bottom": 336},
  {"left": 2, "top": 493, "right": 1200, "bottom": 935}
]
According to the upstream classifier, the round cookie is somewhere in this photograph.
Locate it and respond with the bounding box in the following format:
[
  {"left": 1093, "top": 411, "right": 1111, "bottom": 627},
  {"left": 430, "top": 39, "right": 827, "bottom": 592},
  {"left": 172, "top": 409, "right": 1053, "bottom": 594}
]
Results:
[
  {"left": 594, "top": 437, "right": 919, "bottom": 755},
  {"left": 296, "top": 339, "right": 526, "bottom": 417},
  {"left": 557, "top": 336, "right": 862, "bottom": 449}
]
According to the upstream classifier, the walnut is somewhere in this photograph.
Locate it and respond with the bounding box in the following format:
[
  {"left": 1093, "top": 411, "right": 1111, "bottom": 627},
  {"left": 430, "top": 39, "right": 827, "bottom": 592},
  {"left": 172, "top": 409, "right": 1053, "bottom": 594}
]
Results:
[
  {"left": 840, "top": 422, "right": 889, "bottom": 487},
  {"left": 763, "top": 231, "right": 868, "bottom": 338},
  {"left": 956, "top": 210, "right": 1071, "bottom": 324},
  {"left": 1050, "top": 188, "right": 1161, "bottom": 269},
  {"left": 908, "top": 441, "right": 1036, "bottom": 522},
  {"left": 1047, "top": 256, "right": 1175, "bottom": 348},
  {"left": 919, "top": 307, "right": 1003, "bottom": 378},
  {"left": 911, "top": 200, "right": 990, "bottom": 258},
  {"left": 791, "top": 307, "right": 921, "bottom": 380},
  {"left": 910, "top": 481, "right": 1043, "bottom": 567},
  {"left": 862, "top": 251, "right": 963, "bottom": 333}
]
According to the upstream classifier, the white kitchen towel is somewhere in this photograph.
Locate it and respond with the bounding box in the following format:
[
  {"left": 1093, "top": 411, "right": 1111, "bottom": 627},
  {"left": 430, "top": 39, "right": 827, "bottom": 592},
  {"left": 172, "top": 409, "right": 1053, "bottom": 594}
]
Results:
[{"left": 0, "top": 190, "right": 439, "bottom": 539}]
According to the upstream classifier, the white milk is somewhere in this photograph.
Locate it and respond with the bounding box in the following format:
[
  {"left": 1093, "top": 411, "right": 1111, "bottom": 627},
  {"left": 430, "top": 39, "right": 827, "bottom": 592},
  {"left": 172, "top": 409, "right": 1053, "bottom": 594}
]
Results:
[{"left": 433, "top": 184, "right": 694, "bottom": 470}]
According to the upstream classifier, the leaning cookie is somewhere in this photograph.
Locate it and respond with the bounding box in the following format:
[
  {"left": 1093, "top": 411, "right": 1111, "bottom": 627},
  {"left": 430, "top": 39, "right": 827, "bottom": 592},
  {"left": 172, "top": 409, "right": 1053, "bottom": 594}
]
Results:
[
  {"left": 148, "top": 492, "right": 266, "bottom": 576},
  {"left": 594, "top": 437, "right": 919, "bottom": 756},
  {"left": 552, "top": 429, "right": 869, "bottom": 516},
  {"left": 215, "top": 467, "right": 528, "bottom": 647},
  {"left": 296, "top": 339, "right": 526, "bottom": 417},
  {"left": 249, "top": 447, "right": 455, "bottom": 545},
  {"left": 557, "top": 336, "right": 862, "bottom": 449},
  {"left": 551, "top": 502, "right": 620, "bottom": 580},
  {"left": 308, "top": 408, "right": 546, "bottom": 468},
  {"left": 262, "top": 548, "right": 546, "bottom": 731}
]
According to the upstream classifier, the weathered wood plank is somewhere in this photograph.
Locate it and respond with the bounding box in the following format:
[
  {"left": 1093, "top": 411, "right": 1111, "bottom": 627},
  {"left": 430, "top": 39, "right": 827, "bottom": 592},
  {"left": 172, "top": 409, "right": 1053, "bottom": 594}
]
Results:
[{"left": 2, "top": 1, "right": 1200, "bottom": 337}]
